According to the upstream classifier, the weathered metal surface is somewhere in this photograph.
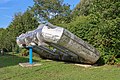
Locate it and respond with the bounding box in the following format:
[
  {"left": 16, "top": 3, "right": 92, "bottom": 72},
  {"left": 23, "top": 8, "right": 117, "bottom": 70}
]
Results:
[
  {"left": 16, "top": 23, "right": 100, "bottom": 64},
  {"left": 31, "top": 45, "right": 81, "bottom": 62}
]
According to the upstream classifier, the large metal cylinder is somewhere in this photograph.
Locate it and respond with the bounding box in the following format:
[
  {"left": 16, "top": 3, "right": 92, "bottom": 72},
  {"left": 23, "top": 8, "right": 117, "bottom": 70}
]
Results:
[
  {"left": 41, "top": 24, "right": 100, "bottom": 64},
  {"left": 16, "top": 23, "right": 100, "bottom": 64}
]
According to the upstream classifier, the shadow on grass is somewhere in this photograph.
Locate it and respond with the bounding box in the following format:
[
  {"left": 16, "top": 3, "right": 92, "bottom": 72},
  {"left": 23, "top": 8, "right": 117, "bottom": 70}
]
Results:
[{"left": 0, "top": 53, "right": 39, "bottom": 68}]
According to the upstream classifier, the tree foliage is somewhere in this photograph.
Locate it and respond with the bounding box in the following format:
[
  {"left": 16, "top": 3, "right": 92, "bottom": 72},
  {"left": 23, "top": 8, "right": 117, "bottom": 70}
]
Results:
[
  {"left": 0, "top": 10, "right": 39, "bottom": 52},
  {"left": 66, "top": 0, "right": 120, "bottom": 64},
  {"left": 32, "top": 0, "right": 71, "bottom": 23}
]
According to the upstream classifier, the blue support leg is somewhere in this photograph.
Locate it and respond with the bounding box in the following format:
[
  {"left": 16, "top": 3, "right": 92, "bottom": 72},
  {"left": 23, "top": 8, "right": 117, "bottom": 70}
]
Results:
[{"left": 29, "top": 47, "right": 33, "bottom": 64}]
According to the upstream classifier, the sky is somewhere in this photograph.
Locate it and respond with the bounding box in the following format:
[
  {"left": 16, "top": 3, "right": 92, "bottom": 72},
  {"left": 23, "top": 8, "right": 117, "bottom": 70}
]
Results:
[{"left": 0, "top": 0, "right": 80, "bottom": 28}]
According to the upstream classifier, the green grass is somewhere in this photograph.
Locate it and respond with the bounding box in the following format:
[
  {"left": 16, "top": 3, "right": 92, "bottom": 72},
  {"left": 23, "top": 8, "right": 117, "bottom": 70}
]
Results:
[{"left": 0, "top": 53, "right": 120, "bottom": 80}]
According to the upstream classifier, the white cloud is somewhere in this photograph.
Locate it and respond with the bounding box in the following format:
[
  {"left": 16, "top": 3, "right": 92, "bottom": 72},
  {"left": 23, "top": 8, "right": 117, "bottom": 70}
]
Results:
[
  {"left": 0, "top": 0, "right": 11, "bottom": 4},
  {"left": 0, "top": 7, "right": 10, "bottom": 10}
]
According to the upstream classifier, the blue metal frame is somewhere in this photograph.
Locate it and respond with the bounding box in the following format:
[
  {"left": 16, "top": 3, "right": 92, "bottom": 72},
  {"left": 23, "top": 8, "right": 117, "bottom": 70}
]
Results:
[{"left": 29, "top": 46, "right": 33, "bottom": 64}]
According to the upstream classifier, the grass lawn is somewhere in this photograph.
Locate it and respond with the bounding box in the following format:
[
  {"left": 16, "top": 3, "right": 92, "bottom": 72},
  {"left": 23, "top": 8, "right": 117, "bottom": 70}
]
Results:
[{"left": 0, "top": 53, "right": 120, "bottom": 80}]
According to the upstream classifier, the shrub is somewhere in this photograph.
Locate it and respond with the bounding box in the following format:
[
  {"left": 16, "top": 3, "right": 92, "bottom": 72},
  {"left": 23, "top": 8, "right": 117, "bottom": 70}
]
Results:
[{"left": 19, "top": 49, "right": 29, "bottom": 56}]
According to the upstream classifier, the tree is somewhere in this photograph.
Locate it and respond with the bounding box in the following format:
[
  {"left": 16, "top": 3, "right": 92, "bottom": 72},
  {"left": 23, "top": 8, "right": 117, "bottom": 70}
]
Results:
[
  {"left": 72, "top": 0, "right": 91, "bottom": 16},
  {"left": 67, "top": 0, "right": 120, "bottom": 64},
  {"left": 32, "top": 0, "right": 71, "bottom": 22},
  {"left": 10, "top": 10, "right": 39, "bottom": 36},
  {"left": 0, "top": 9, "right": 39, "bottom": 52}
]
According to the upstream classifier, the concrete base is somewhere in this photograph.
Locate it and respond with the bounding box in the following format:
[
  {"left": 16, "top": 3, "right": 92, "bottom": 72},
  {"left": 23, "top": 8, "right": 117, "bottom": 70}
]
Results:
[
  {"left": 19, "top": 62, "right": 41, "bottom": 67},
  {"left": 74, "top": 64, "right": 92, "bottom": 68}
]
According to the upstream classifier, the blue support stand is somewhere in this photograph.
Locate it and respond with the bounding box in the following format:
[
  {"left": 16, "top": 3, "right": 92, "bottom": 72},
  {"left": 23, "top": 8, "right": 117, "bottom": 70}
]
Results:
[
  {"left": 19, "top": 46, "right": 41, "bottom": 67},
  {"left": 29, "top": 46, "right": 33, "bottom": 64}
]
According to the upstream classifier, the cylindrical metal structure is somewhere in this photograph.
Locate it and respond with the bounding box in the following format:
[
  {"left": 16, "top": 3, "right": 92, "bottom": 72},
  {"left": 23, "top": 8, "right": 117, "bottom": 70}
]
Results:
[
  {"left": 41, "top": 24, "right": 100, "bottom": 64},
  {"left": 16, "top": 23, "right": 100, "bottom": 64}
]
